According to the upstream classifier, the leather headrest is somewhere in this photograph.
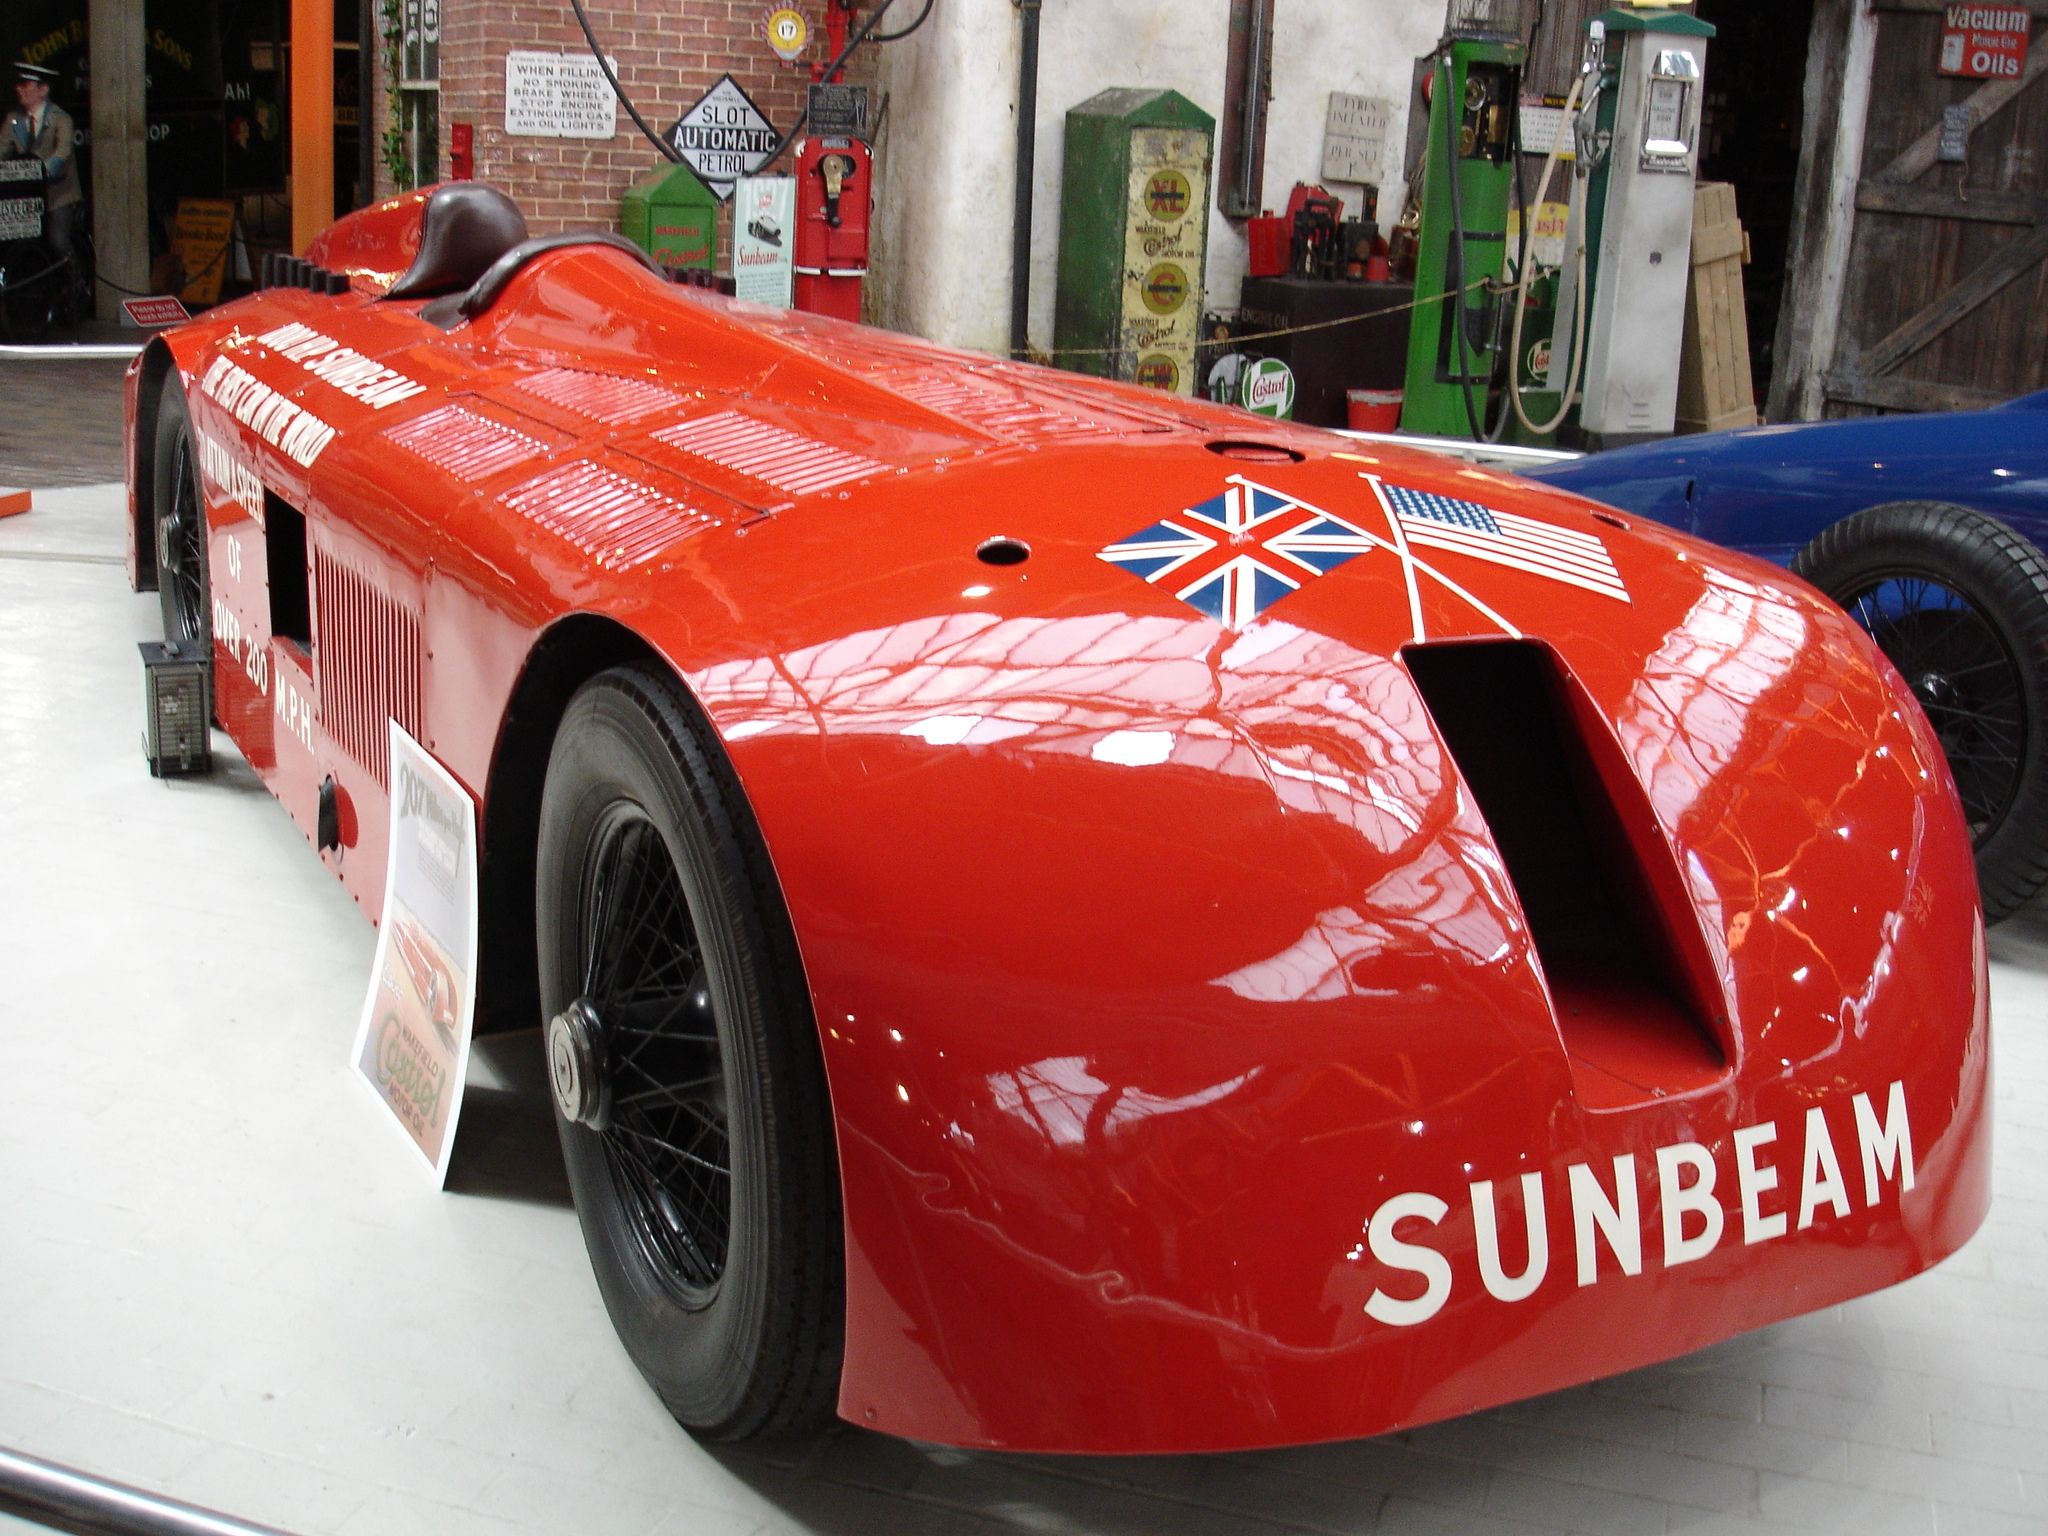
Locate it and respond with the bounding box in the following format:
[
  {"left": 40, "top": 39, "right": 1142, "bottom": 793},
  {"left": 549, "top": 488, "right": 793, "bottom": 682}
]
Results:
[
  {"left": 384, "top": 184, "right": 529, "bottom": 300},
  {"left": 415, "top": 231, "right": 661, "bottom": 329}
]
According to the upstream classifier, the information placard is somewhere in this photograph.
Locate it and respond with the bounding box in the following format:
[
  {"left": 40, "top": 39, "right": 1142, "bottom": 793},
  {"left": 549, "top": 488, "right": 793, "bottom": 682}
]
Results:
[
  {"left": 733, "top": 175, "right": 796, "bottom": 306},
  {"left": 350, "top": 725, "right": 479, "bottom": 1184},
  {"left": 121, "top": 296, "right": 192, "bottom": 328},
  {"left": 504, "top": 50, "right": 620, "bottom": 139},
  {"left": 173, "top": 199, "right": 236, "bottom": 307},
  {"left": 1322, "top": 92, "right": 1396, "bottom": 186},
  {"left": 807, "top": 83, "right": 868, "bottom": 138},
  {"left": 0, "top": 160, "right": 43, "bottom": 242}
]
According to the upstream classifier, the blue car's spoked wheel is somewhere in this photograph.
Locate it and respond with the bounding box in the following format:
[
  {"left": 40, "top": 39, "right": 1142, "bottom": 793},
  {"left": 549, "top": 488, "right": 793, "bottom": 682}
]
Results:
[
  {"left": 1840, "top": 575, "right": 2022, "bottom": 837},
  {"left": 537, "top": 666, "right": 842, "bottom": 1441},
  {"left": 1796, "top": 501, "right": 2048, "bottom": 923}
]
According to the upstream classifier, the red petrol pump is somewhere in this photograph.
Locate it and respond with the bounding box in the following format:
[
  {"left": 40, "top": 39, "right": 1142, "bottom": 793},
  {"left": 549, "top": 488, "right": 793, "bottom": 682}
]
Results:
[{"left": 793, "top": 136, "right": 872, "bottom": 322}]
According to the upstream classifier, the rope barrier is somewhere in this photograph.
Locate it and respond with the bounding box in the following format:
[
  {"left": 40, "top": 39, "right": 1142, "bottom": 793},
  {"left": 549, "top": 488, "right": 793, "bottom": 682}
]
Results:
[{"left": 1015, "top": 273, "right": 1505, "bottom": 362}]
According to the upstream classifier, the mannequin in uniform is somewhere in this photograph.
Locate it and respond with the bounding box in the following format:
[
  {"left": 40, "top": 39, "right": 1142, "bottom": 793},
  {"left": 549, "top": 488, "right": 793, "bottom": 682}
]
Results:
[{"left": 4, "top": 61, "right": 82, "bottom": 281}]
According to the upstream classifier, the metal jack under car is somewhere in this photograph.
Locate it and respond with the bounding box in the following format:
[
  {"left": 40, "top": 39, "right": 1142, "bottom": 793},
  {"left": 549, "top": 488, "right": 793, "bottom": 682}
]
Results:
[{"left": 124, "top": 182, "right": 1989, "bottom": 1454}]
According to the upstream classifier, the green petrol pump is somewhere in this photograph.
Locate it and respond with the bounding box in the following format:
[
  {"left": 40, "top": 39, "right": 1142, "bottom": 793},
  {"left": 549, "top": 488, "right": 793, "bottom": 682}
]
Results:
[
  {"left": 1399, "top": 0, "right": 1526, "bottom": 439},
  {"left": 1055, "top": 89, "right": 1216, "bottom": 397}
]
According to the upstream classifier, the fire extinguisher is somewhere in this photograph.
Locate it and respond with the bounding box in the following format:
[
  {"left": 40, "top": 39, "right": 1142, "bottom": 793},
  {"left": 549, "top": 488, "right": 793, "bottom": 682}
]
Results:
[{"left": 793, "top": 136, "right": 872, "bottom": 323}]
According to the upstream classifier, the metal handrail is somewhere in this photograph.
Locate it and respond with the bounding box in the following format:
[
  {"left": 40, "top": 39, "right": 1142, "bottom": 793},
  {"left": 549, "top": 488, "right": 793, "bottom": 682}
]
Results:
[
  {"left": 0, "top": 342, "right": 145, "bottom": 359},
  {"left": 0, "top": 1445, "right": 298, "bottom": 1536},
  {"left": 1335, "top": 428, "right": 1584, "bottom": 471}
]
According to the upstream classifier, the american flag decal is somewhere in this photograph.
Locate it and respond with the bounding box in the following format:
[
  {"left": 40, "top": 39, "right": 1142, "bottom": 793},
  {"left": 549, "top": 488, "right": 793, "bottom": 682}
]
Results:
[
  {"left": 1098, "top": 482, "right": 1378, "bottom": 629},
  {"left": 1378, "top": 482, "right": 1629, "bottom": 603}
]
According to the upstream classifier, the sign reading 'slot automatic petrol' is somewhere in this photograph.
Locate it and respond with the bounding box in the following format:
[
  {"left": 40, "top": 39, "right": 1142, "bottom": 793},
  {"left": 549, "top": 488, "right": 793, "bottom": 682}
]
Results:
[{"left": 668, "top": 76, "right": 779, "bottom": 200}]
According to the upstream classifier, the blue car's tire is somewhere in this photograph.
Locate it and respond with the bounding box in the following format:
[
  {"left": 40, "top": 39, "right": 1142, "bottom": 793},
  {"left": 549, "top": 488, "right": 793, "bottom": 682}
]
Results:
[{"left": 1794, "top": 501, "right": 2048, "bottom": 923}]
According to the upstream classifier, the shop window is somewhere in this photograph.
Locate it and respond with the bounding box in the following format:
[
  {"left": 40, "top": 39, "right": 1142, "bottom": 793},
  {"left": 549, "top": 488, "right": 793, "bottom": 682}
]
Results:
[{"left": 399, "top": 0, "right": 440, "bottom": 186}]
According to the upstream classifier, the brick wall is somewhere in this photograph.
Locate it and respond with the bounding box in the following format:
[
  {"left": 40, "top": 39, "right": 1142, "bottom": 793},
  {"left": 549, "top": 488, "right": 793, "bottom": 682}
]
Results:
[{"left": 381, "top": 1, "right": 876, "bottom": 258}]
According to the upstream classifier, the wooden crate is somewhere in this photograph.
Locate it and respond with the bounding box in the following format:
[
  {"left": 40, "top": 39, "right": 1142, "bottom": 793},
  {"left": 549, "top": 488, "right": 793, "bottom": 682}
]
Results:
[{"left": 1677, "top": 182, "right": 1758, "bottom": 433}]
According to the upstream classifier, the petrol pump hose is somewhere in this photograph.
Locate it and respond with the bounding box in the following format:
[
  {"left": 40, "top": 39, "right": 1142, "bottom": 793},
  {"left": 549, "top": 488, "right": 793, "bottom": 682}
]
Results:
[
  {"left": 1507, "top": 71, "right": 1588, "bottom": 437},
  {"left": 1440, "top": 56, "right": 1487, "bottom": 443}
]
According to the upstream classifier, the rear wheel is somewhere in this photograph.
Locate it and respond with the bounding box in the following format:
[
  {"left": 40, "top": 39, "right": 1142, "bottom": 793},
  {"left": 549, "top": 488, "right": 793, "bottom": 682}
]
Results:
[
  {"left": 535, "top": 665, "right": 841, "bottom": 1440},
  {"left": 1794, "top": 501, "right": 2048, "bottom": 923}
]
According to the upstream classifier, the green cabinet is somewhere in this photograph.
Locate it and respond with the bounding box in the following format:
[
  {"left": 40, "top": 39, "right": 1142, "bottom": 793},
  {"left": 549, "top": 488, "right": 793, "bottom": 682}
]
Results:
[
  {"left": 620, "top": 162, "right": 717, "bottom": 272},
  {"left": 1054, "top": 88, "right": 1214, "bottom": 396}
]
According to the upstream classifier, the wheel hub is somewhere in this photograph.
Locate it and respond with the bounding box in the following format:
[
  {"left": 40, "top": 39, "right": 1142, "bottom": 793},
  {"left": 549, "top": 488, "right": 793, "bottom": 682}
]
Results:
[
  {"left": 155, "top": 508, "right": 182, "bottom": 570},
  {"left": 548, "top": 996, "right": 611, "bottom": 1129},
  {"left": 1916, "top": 670, "right": 1957, "bottom": 709}
]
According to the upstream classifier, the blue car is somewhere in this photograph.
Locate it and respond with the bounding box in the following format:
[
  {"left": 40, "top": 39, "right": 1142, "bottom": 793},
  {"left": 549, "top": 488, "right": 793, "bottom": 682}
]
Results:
[{"left": 1530, "top": 392, "right": 2048, "bottom": 921}]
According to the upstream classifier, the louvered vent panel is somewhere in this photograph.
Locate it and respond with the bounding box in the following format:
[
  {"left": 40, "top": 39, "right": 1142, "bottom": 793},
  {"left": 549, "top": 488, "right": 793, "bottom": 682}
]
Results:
[
  {"left": 314, "top": 551, "right": 423, "bottom": 789},
  {"left": 502, "top": 461, "right": 715, "bottom": 569},
  {"left": 891, "top": 375, "right": 1110, "bottom": 443},
  {"left": 652, "top": 411, "right": 887, "bottom": 496},
  {"left": 385, "top": 405, "right": 546, "bottom": 479},
  {"left": 510, "top": 367, "right": 682, "bottom": 423}
]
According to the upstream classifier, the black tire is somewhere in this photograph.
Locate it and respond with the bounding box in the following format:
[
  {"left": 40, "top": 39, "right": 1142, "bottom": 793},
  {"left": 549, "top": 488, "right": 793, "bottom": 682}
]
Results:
[
  {"left": 151, "top": 375, "right": 213, "bottom": 663},
  {"left": 1793, "top": 501, "right": 2048, "bottom": 923},
  {"left": 535, "top": 665, "right": 841, "bottom": 1440}
]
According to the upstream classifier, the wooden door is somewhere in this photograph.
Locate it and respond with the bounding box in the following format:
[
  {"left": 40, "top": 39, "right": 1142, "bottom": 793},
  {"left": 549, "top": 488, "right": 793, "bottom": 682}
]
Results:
[{"left": 1787, "top": 0, "right": 2047, "bottom": 416}]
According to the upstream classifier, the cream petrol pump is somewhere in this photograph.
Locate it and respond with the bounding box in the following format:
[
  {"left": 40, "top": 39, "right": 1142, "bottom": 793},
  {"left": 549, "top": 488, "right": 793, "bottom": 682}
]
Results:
[{"left": 1547, "top": 5, "right": 1713, "bottom": 444}]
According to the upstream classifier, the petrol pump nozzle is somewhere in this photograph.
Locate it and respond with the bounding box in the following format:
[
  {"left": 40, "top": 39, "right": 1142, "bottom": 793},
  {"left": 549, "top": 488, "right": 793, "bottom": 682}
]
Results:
[
  {"left": 818, "top": 152, "right": 854, "bottom": 228},
  {"left": 1575, "top": 21, "right": 1611, "bottom": 168}
]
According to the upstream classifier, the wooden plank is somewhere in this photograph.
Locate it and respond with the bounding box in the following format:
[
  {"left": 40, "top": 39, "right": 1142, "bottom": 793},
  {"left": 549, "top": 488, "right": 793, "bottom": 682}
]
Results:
[
  {"left": 1857, "top": 181, "right": 2048, "bottom": 225},
  {"left": 1825, "top": 370, "right": 2012, "bottom": 411},
  {"left": 1856, "top": 222, "right": 2048, "bottom": 375},
  {"left": 1679, "top": 185, "right": 1757, "bottom": 432},
  {"left": 1869, "top": 48, "right": 2048, "bottom": 187},
  {"left": 1770, "top": 0, "right": 1881, "bottom": 420},
  {"left": 1681, "top": 402, "right": 1766, "bottom": 434},
  {"left": 1693, "top": 220, "right": 1746, "bottom": 265}
]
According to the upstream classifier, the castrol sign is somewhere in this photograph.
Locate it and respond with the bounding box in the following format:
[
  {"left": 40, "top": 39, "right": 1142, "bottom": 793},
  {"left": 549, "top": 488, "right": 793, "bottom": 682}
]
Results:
[
  {"left": 1938, "top": 4, "right": 2029, "bottom": 78},
  {"left": 1239, "top": 358, "right": 1296, "bottom": 419}
]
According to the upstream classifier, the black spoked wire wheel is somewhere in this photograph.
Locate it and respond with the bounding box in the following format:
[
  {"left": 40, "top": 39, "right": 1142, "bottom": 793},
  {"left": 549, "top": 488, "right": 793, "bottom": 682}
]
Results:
[
  {"left": 536, "top": 665, "right": 842, "bottom": 1440},
  {"left": 577, "top": 801, "right": 733, "bottom": 1302},
  {"left": 149, "top": 375, "right": 213, "bottom": 678},
  {"left": 1795, "top": 501, "right": 2048, "bottom": 923}
]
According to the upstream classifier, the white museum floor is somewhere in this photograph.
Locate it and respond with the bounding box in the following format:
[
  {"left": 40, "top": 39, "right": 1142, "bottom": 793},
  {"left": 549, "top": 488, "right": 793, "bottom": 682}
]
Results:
[{"left": 2, "top": 483, "right": 2045, "bottom": 1536}]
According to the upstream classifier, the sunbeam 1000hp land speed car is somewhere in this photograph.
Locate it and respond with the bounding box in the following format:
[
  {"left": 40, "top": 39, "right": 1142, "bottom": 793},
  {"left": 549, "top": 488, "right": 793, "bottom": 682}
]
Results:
[{"left": 125, "top": 184, "right": 1991, "bottom": 1454}]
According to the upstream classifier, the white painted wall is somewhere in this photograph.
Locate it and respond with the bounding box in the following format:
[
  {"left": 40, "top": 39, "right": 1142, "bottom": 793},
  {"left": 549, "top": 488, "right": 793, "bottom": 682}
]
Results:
[
  {"left": 867, "top": 0, "right": 1022, "bottom": 355},
  {"left": 872, "top": 0, "right": 1445, "bottom": 355}
]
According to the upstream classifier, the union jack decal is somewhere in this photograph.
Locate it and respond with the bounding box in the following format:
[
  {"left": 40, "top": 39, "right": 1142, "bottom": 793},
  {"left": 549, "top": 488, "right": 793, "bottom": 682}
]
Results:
[{"left": 1098, "top": 482, "right": 1378, "bottom": 629}]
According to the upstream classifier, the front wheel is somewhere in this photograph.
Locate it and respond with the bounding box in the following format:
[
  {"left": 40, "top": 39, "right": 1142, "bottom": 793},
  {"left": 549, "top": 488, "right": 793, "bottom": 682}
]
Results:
[
  {"left": 535, "top": 665, "right": 842, "bottom": 1440},
  {"left": 1793, "top": 501, "right": 2048, "bottom": 923},
  {"left": 151, "top": 374, "right": 212, "bottom": 658}
]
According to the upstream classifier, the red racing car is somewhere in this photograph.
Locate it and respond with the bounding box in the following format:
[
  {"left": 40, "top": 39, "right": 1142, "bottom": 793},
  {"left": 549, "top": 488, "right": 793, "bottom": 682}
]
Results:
[{"left": 125, "top": 183, "right": 1991, "bottom": 1453}]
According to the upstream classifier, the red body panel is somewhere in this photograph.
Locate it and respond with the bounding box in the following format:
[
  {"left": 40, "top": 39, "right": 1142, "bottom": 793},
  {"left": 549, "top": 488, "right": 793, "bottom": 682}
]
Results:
[{"left": 125, "top": 203, "right": 1991, "bottom": 1454}]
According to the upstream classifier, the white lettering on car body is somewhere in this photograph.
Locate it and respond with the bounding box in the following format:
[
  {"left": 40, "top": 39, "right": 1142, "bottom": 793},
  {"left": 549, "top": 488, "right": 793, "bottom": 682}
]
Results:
[
  {"left": 255, "top": 321, "right": 427, "bottom": 410},
  {"left": 199, "top": 355, "right": 338, "bottom": 468},
  {"left": 195, "top": 424, "right": 264, "bottom": 523},
  {"left": 1360, "top": 1083, "right": 1918, "bottom": 1326}
]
